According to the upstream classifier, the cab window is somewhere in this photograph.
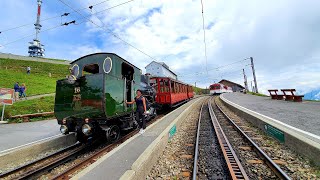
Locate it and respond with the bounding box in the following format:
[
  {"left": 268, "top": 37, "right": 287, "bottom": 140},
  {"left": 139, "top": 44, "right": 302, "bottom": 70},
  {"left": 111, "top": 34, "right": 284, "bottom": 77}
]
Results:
[
  {"left": 70, "top": 64, "right": 79, "bottom": 77},
  {"left": 83, "top": 64, "right": 99, "bottom": 75}
]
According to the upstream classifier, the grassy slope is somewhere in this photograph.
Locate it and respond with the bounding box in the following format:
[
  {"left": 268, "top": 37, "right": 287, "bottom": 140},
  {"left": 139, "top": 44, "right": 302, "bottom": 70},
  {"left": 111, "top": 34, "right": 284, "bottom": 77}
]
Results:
[
  {"left": 0, "top": 96, "right": 55, "bottom": 118},
  {"left": 193, "top": 86, "right": 209, "bottom": 94},
  {"left": 0, "top": 58, "right": 69, "bottom": 96}
]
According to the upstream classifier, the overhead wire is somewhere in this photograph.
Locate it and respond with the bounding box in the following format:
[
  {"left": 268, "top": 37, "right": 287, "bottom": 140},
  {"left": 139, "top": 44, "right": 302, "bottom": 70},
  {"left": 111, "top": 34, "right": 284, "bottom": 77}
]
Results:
[
  {"left": 0, "top": 0, "right": 133, "bottom": 47},
  {"left": 56, "top": 0, "right": 161, "bottom": 63},
  {"left": 0, "top": 0, "right": 113, "bottom": 34},
  {"left": 200, "top": 0, "right": 208, "bottom": 75},
  {"left": 178, "top": 58, "right": 250, "bottom": 77},
  {"left": 0, "top": 21, "right": 76, "bottom": 48}
]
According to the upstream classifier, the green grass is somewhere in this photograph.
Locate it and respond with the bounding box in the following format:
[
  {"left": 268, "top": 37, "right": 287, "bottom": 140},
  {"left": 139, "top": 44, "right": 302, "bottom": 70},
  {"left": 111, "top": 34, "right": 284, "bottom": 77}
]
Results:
[
  {"left": 304, "top": 99, "right": 320, "bottom": 102},
  {"left": 0, "top": 96, "right": 55, "bottom": 120},
  {"left": 193, "top": 86, "right": 209, "bottom": 94},
  {"left": 0, "top": 58, "right": 69, "bottom": 96},
  {"left": 247, "top": 91, "right": 269, "bottom": 97}
]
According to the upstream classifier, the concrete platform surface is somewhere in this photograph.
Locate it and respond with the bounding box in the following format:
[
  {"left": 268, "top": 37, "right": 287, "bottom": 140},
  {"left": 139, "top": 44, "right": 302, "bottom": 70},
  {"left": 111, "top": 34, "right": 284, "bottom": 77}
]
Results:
[
  {"left": 222, "top": 93, "right": 320, "bottom": 136},
  {"left": 74, "top": 98, "right": 199, "bottom": 180},
  {"left": 0, "top": 119, "right": 60, "bottom": 152}
]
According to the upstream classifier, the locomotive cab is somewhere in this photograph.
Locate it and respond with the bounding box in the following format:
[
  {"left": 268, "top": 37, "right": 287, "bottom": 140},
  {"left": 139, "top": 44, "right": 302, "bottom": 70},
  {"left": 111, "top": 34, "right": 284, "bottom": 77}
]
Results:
[{"left": 54, "top": 53, "right": 155, "bottom": 143}]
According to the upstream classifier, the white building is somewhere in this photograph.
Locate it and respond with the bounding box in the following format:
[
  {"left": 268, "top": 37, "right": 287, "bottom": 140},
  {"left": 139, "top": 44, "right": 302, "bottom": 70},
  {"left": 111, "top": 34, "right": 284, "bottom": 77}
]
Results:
[{"left": 145, "top": 61, "right": 177, "bottom": 80}]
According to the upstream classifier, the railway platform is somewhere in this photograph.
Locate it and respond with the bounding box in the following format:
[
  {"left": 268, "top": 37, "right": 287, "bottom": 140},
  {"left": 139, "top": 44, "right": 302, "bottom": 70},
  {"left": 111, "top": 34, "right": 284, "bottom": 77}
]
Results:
[
  {"left": 0, "top": 119, "right": 60, "bottom": 152},
  {"left": 73, "top": 97, "right": 203, "bottom": 180},
  {"left": 220, "top": 92, "right": 320, "bottom": 164}
]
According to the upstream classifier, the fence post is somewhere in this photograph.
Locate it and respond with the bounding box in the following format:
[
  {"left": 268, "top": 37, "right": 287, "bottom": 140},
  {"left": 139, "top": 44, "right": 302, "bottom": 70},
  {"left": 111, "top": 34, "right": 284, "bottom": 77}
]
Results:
[{"left": 1, "top": 104, "right": 5, "bottom": 121}]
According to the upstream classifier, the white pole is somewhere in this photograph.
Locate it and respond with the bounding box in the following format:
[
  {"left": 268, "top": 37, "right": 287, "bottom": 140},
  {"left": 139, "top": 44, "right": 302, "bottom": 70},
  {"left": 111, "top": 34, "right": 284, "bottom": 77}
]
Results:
[{"left": 1, "top": 104, "right": 5, "bottom": 121}]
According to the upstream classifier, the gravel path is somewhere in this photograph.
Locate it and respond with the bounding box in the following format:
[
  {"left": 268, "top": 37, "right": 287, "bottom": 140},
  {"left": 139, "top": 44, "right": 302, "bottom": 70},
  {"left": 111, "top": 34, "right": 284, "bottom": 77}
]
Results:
[
  {"left": 197, "top": 102, "right": 230, "bottom": 179},
  {"left": 147, "top": 99, "right": 203, "bottom": 179},
  {"left": 216, "top": 96, "right": 319, "bottom": 179}
]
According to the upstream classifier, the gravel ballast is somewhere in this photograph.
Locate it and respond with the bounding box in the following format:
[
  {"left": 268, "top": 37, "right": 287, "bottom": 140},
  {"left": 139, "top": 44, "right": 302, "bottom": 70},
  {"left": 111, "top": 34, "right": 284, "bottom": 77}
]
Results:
[
  {"left": 147, "top": 99, "right": 204, "bottom": 179},
  {"left": 216, "top": 96, "right": 319, "bottom": 179}
]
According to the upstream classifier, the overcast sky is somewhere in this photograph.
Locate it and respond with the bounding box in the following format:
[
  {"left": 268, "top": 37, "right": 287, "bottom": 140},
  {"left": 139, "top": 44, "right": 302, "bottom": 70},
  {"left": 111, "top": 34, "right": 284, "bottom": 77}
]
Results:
[{"left": 0, "top": 0, "right": 320, "bottom": 94}]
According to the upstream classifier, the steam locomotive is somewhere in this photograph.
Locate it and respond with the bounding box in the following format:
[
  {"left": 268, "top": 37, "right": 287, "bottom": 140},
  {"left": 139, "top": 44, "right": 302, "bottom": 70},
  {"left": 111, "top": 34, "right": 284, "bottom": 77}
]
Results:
[{"left": 54, "top": 53, "right": 193, "bottom": 143}]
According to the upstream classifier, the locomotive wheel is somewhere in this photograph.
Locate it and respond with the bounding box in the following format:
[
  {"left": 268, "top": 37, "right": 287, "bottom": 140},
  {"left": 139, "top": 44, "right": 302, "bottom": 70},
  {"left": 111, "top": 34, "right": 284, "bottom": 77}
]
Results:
[
  {"left": 77, "top": 133, "right": 88, "bottom": 143},
  {"left": 107, "top": 125, "right": 120, "bottom": 142}
]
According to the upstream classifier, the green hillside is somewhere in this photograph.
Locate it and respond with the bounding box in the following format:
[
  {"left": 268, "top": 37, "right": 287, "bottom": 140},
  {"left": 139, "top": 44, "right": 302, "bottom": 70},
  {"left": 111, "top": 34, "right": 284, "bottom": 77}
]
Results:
[
  {"left": 0, "top": 58, "right": 69, "bottom": 96},
  {"left": 193, "top": 86, "right": 209, "bottom": 94},
  {"left": 0, "top": 96, "right": 55, "bottom": 121}
]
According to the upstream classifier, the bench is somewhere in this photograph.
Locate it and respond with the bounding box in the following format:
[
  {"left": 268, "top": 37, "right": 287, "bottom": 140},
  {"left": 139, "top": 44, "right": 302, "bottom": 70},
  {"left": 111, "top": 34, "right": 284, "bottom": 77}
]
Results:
[
  {"left": 267, "top": 89, "right": 284, "bottom": 100},
  {"left": 280, "top": 89, "right": 304, "bottom": 102}
]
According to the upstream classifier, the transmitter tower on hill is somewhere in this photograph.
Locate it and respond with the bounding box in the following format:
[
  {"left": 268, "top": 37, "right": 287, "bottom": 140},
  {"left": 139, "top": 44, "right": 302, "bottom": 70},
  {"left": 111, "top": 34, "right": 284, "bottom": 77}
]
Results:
[{"left": 28, "top": 0, "right": 45, "bottom": 57}]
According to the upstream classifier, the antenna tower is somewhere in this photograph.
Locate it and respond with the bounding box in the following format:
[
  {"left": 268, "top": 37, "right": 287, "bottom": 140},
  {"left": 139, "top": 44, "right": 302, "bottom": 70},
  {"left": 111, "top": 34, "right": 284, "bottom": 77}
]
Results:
[{"left": 28, "top": 0, "right": 45, "bottom": 57}]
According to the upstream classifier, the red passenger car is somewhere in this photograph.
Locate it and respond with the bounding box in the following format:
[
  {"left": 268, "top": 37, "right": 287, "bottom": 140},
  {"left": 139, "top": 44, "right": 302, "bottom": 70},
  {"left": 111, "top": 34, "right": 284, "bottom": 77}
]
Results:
[{"left": 150, "top": 77, "right": 194, "bottom": 108}]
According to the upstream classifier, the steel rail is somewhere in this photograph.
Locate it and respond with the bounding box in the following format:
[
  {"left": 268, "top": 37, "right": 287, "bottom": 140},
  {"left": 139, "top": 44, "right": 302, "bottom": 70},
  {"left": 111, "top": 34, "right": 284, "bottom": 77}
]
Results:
[
  {"left": 0, "top": 142, "right": 81, "bottom": 179},
  {"left": 214, "top": 98, "right": 291, "bottom": 180},
  {"left": 192, "top": 99, "right": 206, "bottom": 180},
  {"left": 51, "top": 115, "right": 164, "bottom": 180},
  {"left": 208, "top": 98, "right": 249, "bottom": 180}
]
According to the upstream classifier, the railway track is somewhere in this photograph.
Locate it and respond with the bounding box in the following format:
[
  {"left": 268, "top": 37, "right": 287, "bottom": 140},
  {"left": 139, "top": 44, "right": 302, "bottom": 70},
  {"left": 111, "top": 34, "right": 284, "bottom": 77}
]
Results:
[
  {"left": 193, "top": 97, "right": 291, "bottom": 180},
  {"left": 0, "top": 142, "right": 84, "bottom": 179},
  {"left": 0, "top": 114, "right": 164, "bottom": 180}
]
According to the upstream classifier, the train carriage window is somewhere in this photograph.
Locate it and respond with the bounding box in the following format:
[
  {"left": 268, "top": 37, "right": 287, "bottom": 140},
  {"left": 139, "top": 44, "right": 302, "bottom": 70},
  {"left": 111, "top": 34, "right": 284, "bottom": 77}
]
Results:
[
  {"left": 159, "top": 79, "right": 170, "bottom": 93},
  {"left": 159, "top": 79, "right": 164, "bottom": 93},
  {"left": 165, "top": 79, "right": 170, "bottom": 92},
  {"left": 150, "top": 79, "right": 158, "bottom": 93},
  {"left": 83, "top": 64, "right": 99, "bottom": 75},
  {"left": 171, "top": 81, "right": 175, "bottom": 93}
]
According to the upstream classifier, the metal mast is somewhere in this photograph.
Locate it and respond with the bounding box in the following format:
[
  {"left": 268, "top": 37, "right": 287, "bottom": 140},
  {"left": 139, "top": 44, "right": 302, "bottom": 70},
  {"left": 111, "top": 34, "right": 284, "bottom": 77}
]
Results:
[
  {"left": 242, "top": 69, "right": 249, "bottom": 92},
  {"left": 250, "top": 57, "right": 258, "bottom": 93},
  {"left": 28, "top": 0, "right": 45, "bottom": 57}
]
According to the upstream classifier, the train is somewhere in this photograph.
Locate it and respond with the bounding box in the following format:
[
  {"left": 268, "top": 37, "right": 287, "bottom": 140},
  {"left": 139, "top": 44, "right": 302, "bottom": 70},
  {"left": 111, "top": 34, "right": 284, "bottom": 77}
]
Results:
[
  {"left": 54, "top": 53, "right": 193, "bottom": 143},
  {"left": 150, "top": 77, "right": 194, "bottom": 108},
  {"left": 209, "top": 83, "right": 233, "bottom": 95}
]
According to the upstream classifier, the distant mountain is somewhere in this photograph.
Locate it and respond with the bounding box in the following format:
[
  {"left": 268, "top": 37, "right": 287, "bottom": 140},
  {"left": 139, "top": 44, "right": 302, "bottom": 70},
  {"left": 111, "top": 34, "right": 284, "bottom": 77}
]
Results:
[{"left": 303, "top": 89, "right": 320, "bottom": 100}]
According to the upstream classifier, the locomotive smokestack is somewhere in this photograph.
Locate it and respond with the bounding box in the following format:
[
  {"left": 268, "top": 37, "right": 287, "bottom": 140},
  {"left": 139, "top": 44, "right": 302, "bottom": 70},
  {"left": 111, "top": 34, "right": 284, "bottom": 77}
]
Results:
[{"left": 145, "top": 73, "right": 151, "bottom": 85}]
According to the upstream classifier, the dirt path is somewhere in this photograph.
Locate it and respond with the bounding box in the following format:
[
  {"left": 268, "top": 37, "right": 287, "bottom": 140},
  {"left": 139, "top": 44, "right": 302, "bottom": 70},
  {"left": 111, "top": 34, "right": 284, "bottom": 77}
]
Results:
[{"left": 15, "top": 93, "right": 55, "bottom": 101}]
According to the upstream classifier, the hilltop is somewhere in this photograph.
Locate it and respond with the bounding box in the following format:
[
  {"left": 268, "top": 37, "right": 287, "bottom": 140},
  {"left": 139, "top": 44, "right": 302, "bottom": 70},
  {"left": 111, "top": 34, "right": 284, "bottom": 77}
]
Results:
[
  {"left": 0, "top": 57, "right": 70, "bottom": 120},
  {"left": 0, "top": 58, "right": 69, "bottom": 96}
]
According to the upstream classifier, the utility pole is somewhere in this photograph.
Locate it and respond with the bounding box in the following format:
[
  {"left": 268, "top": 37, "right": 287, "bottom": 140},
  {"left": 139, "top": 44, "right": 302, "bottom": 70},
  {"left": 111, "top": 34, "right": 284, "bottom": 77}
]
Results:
[
  {"left": 242, "top": 69, "right": 249, "bottom": 92},
  {"left": 195, "top": 82, "right": 197, "bottom": 88},
  {"left": 250, "top": 57, "right": 258, "bottom": 93}
]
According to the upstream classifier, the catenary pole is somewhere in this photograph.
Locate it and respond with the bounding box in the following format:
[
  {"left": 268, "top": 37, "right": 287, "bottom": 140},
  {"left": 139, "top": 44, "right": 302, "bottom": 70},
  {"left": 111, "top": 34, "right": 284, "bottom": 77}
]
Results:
[
  {"left": 242, "top": 69, "right": 249, "bottom": 92},
  {"left": 250, "top": 57, "right": 258, "bottom": 93}
]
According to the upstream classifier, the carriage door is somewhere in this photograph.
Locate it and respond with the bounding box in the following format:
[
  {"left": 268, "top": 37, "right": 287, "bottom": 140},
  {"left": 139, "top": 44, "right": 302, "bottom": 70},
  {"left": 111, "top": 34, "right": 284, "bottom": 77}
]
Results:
[{"left": 122, "top": 63, "right": 134, "bottom": 111}]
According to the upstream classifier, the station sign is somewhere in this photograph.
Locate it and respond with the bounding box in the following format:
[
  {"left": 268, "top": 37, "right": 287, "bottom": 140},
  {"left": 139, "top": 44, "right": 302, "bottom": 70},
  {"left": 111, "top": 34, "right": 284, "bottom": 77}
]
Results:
[
  {"left": 0, "top": 88, "right": 14, "bottom": 105},
  {"left": 264, "top": 124, "right": 285, "bottom": 143},
  {"left": 168, "top": 124, "right": 177, "bottom": 141}
]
